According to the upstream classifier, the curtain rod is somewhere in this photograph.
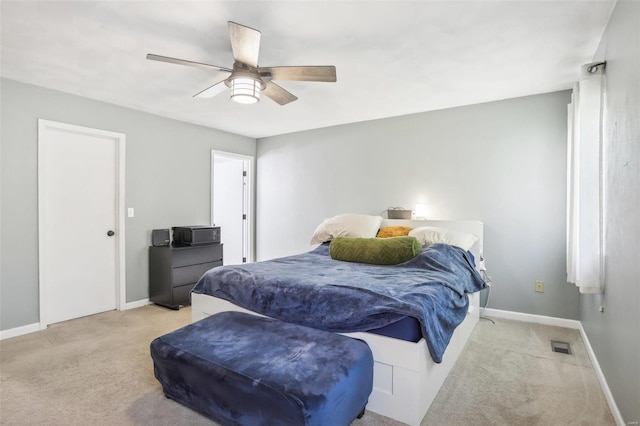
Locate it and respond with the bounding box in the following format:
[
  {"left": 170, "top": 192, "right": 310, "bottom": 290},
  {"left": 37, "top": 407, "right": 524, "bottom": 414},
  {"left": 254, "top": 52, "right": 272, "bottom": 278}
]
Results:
[{"left": 586, "top": 61, "right": 606, "bottom": 74}]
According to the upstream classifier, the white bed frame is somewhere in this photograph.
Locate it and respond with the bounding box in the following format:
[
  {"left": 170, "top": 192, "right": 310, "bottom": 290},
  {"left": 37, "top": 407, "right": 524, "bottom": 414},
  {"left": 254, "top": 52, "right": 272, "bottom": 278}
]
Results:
[{"left": 191, "top": 220, "right": 483, "bottom": 426}]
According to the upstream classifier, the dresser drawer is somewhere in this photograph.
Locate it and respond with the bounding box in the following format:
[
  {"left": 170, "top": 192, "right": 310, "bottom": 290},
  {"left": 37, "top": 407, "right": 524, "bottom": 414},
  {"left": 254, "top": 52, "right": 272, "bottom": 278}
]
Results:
[
  {"left": 172, "top": 261, "right": 222, "bottom": 286},
  {"left": 149, "top": 242, "right": 224, "bottom": 310},
  {"left": 172, "top": 244, "right": 223, "bottom": 267},
  {"left": 172, "top": 283, "right": 195, "bottom": 306}
]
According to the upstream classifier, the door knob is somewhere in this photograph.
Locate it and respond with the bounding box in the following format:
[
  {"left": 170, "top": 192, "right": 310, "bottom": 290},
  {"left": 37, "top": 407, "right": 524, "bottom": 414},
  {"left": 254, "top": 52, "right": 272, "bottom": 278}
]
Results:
[{"left": 107, "top": 230, "right": 115, "bottom": 237}]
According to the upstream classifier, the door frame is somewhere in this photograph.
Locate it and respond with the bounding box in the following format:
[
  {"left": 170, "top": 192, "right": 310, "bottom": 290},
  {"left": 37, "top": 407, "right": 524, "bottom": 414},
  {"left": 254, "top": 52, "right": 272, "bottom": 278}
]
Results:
[
  {"left": 37, "top": 119, "right": 126, "bottom": 329},
  {"left": 211, "top": 150, "right": 254, "bottom": 263}
]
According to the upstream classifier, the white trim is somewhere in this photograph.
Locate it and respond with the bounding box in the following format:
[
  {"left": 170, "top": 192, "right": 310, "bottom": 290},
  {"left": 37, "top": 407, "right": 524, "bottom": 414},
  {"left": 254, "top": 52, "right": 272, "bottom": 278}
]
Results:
[
  {"left": 211, "top": 150, "right": 255, "bottom": 263},
  {"left": 0, "top": 323, "right": 42, "bottom": 340},
  {"left": 578, "top": 323, "right": 625, "bottom": 426},
  {"left": 483, "top": 308, "right": 623, "bottom": 425},
  {"left": 1, "top": 299, "right": 149, "bottom": 340},
  {"left": 37, "top": 119, "right": 126, "bottom": 326},
  {"left": 116, "top": 132, "right": 126, "bottom": 310},
  {"left": 124, "top": 299, "right": 151, "bottom": 310},
  {"left": 1, "top": 299, "right": 148, "bottom": 340},
  {"left": 482, "top": 308, "right": 581, "bottom": 329}
]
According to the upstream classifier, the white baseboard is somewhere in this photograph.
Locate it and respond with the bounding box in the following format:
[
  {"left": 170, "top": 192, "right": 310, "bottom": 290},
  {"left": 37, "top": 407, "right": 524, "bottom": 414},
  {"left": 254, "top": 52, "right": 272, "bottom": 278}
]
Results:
[
  {"left": 481, "top": 307, "right": 580, "bottom": 329},
  {"left": 124, "top": 299, "right": 150, "bottom": 310},
  {"left": 0, "top": 322, "right": 42, "bottom": 340},
  {"left": 2, "top": 300, "right": 150, "bottom": 340},
  {"left": 482, "top": 307, "right": 624, "bottom": 426},
  {"left": 578, "top": 323, "right": 625, "bottom": 426}
]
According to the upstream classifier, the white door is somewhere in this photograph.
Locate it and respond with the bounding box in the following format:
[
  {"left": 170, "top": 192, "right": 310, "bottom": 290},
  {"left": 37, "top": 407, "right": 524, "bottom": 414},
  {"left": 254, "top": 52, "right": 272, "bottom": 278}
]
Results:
[
  {"left": 38, "top": 120, "right": 125, "bottom": 325},
  {"left": 212, "top": 151, "right": 253, "bottom": 265}
]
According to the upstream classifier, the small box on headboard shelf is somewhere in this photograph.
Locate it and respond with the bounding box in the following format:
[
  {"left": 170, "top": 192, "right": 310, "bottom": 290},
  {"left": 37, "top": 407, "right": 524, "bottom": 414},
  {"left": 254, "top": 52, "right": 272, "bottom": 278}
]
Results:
[{"left": 387, "top": 208, "right": 412, "bottom": 219}]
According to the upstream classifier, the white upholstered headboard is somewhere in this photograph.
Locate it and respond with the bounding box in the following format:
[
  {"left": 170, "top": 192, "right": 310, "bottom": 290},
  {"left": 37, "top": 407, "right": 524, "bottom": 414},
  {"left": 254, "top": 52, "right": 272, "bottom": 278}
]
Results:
[{"left": 381, "top": 219, "right": 484, "bottom": 260}]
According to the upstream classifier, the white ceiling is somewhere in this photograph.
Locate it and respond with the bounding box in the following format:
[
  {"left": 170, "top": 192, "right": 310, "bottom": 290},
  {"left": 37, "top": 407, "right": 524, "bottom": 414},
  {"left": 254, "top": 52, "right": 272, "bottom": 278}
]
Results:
[{"left": 1, "top": 1, "right": 614, "bottom": 139}]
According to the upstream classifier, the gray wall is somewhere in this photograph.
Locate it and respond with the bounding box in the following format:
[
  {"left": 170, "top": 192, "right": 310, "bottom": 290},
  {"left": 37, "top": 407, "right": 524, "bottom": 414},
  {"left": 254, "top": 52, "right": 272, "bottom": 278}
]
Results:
[
  {"left": 579, "top": 1, "right": 640, "bottom": 423},
  {"left": 0, "top": 78, "right": 255, "bottom": 330},
  {"left": 257, "top": 90, "right": 581, "bottom": 320}
]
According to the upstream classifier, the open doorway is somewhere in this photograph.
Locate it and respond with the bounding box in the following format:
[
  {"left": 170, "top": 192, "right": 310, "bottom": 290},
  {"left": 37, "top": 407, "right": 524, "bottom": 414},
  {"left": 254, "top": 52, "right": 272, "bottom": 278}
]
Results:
[{"left": 211, "top": 151, "right": 254, "bottom": 265}]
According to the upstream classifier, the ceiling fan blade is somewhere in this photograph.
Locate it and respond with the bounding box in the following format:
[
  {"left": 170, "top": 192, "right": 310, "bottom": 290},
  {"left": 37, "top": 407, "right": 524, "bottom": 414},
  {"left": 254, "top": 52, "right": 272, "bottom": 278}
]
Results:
[
  {"left": 262, "top": 82, "right": 298, "bottom": 105},
  {"left": 193, "top": 79, "right": 229, "bottom": 98},
  {"left": 146, "top": 54, "right": 232, "bottom": 73},
  {"left": 259, "top": 66, "right": 337, "bottom": 82},
  {"left": 228, "top": 21, "right": 261, "bottom": 67}
]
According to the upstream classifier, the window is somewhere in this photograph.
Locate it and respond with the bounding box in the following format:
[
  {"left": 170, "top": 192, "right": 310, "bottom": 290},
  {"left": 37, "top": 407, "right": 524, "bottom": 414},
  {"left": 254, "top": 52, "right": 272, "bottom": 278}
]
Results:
[{"left": 566, "top": 62, "right": 606, "bottom": 294}]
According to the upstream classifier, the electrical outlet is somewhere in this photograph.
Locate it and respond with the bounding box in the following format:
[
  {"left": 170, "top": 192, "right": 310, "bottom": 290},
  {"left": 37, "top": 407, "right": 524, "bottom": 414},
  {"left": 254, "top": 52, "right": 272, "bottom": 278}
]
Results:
[
  {"left": 598, "top": 305, "right": 604, "bottom": 313},
  {"left": 535, "top": 281, "right": 544, "bottom": 293}
]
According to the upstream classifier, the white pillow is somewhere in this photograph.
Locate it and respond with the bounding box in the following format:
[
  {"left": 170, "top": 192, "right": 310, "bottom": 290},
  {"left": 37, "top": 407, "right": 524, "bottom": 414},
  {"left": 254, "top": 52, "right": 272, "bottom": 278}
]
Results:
[
  {"left": 408, "top": 226, "right": 478, "bottom": 251},
  {"left": 310, "top": 214, "right": 383, "bottom": 245}
]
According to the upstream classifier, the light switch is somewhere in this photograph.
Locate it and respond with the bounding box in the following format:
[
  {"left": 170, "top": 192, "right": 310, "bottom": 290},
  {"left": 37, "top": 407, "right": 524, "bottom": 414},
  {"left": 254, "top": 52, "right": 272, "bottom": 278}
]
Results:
[{"left": 127, "top": 208, "right": 134, "bottom": 218}]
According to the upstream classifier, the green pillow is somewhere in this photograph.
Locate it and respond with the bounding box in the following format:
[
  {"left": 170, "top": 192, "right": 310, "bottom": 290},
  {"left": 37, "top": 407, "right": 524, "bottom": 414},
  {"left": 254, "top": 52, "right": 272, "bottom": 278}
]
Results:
[{"left": 329, "top": 236, "right": 423, "bottom": 265}]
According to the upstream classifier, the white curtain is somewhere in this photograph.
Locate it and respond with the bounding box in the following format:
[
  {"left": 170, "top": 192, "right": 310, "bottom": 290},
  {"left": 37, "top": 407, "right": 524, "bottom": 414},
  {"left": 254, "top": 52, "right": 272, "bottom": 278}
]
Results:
[{"left": 566, "top": 63, "right": 605, "bottom": 294}]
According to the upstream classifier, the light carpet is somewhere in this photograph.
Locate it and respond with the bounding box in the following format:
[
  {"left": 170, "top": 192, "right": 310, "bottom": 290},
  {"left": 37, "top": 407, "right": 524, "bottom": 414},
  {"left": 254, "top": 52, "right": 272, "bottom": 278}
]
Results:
[{"left": 0, "top": 305, "right": 614, "bottom": 425}]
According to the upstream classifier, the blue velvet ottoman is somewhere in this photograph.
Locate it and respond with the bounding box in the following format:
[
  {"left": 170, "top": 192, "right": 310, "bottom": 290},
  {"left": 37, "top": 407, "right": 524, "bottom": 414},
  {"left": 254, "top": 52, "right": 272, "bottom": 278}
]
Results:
[{"left": 150, "top": 311, "right": 374, "bottom": 426}]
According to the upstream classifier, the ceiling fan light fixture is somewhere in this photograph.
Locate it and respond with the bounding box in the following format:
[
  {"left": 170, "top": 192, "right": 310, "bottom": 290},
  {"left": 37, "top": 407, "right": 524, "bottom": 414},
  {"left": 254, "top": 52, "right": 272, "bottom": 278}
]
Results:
[
  {"left": 230, "top": 77, "right": 261, "bottom": 104},
  {"left": 147, "top": 22, "right": 336, "bottom": 106}
]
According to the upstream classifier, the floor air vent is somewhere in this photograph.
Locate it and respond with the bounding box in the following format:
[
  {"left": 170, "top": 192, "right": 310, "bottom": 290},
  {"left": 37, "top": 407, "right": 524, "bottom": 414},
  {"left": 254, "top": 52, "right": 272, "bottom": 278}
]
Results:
[{"left": 551, "top": 340, "right": 572, "bottom": 354}]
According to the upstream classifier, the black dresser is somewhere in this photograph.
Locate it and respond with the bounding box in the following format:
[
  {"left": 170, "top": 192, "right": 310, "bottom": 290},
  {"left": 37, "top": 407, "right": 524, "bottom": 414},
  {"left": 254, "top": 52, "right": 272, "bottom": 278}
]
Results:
[{"left": 149, "top": 244, "right": 223, "bottom": 310}]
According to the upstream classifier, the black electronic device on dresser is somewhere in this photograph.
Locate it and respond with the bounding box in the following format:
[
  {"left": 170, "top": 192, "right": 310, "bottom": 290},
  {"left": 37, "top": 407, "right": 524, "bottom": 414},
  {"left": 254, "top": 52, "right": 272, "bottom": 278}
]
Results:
[
  {"left": 149, "top": 242, "right": 223, "bottom": 310},
  {"left": 172, "top": 226, "right": 220, "bottom": 246}
]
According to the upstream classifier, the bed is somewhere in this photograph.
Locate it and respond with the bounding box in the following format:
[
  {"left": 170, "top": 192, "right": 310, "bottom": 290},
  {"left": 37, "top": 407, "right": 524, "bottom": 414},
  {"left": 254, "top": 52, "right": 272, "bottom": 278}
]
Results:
[{"left": 191, "top": 219, "right": 485, "bottom": 426}]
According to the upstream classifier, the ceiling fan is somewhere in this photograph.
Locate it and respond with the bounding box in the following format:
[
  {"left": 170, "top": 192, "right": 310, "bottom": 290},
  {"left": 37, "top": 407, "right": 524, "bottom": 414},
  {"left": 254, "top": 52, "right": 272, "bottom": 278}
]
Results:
[{"left": 147, "top": 21, "right": 337, "bottom": 106}]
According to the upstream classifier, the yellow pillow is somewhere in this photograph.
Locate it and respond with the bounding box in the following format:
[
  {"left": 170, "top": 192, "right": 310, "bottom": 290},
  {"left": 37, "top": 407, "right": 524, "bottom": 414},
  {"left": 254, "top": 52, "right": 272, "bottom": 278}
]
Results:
[{"left": 376, "top": 226, "right": 413, "bottom": 238}]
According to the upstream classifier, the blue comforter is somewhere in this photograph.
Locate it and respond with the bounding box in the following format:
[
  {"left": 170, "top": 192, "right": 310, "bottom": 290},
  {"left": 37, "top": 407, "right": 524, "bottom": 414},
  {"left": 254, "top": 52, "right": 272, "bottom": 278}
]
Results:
[{"left": 192, "top": 243, "right": 486, "bottom": 363}]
